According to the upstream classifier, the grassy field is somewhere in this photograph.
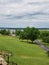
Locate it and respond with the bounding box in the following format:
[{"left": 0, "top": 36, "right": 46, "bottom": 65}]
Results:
[{"left": 0, "top": 35, "right": 49, "bottom": 65}]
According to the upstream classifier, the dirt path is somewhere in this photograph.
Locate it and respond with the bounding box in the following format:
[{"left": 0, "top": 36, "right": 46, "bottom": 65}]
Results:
[{"left": 33, "top": 40, "right": 49, "bottom": 52}]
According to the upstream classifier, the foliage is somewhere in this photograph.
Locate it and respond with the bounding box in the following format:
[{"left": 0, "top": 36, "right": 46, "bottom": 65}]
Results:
[
  {"left": 42, "top": 36, "right": 49, "bottom": 43},
  {"left": 30, "top": 27, "right": 40, "bottom": 42},
  {"left": 19, "top": 27, "right": 40, "bottom": 42},
  {"left": 23, "top": 27, "right": 31, "bottom": 40},
  {"left": 40, "top": 31, "right": 49, "bottom": 38},
  {"left": 0, "top": 30, "right": 10, "bottom": 35},
  {"left": 19, "top": 31, "right": 25, "bottom": 40},
  {"left": 40, "top": 31, "right": 49, "bottom": 43},
  {"left": 15, "top": 30, "right": 21, "bottom": 36}
]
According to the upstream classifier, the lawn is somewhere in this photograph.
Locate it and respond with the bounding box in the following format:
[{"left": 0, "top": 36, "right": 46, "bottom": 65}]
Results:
[{"left": 0, "top": 35, "right": 49, "bottom": 65}]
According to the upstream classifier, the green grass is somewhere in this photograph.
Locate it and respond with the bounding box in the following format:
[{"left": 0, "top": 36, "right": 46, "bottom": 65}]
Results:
[{"left": 0, "top": 35, "right": 49, "bottom": 65}]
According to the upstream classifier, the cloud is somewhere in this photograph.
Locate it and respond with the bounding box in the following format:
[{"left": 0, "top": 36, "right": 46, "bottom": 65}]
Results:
[
  {"left": 0, "top": 0, "right": 49, "bottom": 28},
  {"left": 28, "top": 2, "right": 49, "bottom": 5},
  {"left": 0, "top": 0, "right": 22, "bottom": 4}
]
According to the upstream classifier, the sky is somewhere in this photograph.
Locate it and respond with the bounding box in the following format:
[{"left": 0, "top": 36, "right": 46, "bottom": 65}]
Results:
[{"left": 0, "top": 0, "right": 49, "bottom": 28}]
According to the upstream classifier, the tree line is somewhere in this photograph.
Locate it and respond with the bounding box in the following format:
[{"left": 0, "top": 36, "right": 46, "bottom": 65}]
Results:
[
  {"left": 16, "top": 27, "right": 49, "bottom": 43},
  {"left": 0, "top": 27, "right": 49, "bottom": 43}
]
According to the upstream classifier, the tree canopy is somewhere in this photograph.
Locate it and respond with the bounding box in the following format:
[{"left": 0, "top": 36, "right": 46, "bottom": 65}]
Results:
[{"left": 16, "top": 27, "right": 40, "bottom": 42}]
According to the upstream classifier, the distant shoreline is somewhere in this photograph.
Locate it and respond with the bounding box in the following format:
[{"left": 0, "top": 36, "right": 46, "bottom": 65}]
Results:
[{"left": 0, "top": 27, "right": 49, "bottom": 30}]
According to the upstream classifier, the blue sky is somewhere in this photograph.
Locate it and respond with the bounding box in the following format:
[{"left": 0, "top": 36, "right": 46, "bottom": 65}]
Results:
[{"left": 0, "top": 0, "right": 49, "bottom": 28}]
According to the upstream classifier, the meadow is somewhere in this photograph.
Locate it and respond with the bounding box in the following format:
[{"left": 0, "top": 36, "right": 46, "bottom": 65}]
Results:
[{"left": 0, "top": 35, "right": 49, "bottom": 65}]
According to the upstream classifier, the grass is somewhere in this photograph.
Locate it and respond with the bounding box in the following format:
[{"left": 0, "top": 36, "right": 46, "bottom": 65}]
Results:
[{"left": 0, "top": 35, "right": 49, "bottom": 65}]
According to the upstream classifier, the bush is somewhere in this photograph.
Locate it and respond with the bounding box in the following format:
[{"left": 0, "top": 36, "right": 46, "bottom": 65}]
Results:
[
  {"left": 40, "top": 31, "right": 49, "bottom": 43},
  {"left": 0, "top": 30, "right": 10, "bottom": 35},
  {"left": 40, "top": 31, "right": 49, "bottom": 38},
  {"left": 43, "top": 36, "right": 49, "bottom": 43}
]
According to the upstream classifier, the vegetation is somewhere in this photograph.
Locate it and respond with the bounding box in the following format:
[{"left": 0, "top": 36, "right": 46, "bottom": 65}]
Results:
[
  {"left": 15, "top": 30, "right": 21, "bottom": 36},
  {"left": 40, "top": 31, "right": 49, "bottom": 43},
  {"left": 19, "top": 27, "right": 31, "bottom": 41},
  {"left": 16, "top": 27, "right": 40, "bottom": 42},
  {"left": 0, "top": 30, "right": 10, "bottom": 35},
  {"left": 0, "top": 27, "right": 49, "bottom": 45},
  {"left": 0, "top": 35, "right": 49, "bottom": 65},
  {"left": 29, "top": 27, "right": 40, "bottom": 42}
]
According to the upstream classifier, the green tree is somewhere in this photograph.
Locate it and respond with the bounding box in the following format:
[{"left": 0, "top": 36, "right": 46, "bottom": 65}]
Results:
[
  {"left": 42, "top": 36, "right": 49, "bottom": 43},
  {"left": 15, "top": 30, "right": 21, "bottom": 36},
  {"left": 0, "top": 30, "right": 10, "bottom": 35},
  {"left": 30, "top": 27, "right": 40, "bottom": 42},
  {"left": 19, "top": 31, "right": 25, "bottom": 40},
  {"left": 24, "top": 27, "right": 31, "bottom": 42},
  {"left": 40, "top": 31, "right": 49, "bottom": 39},
  {"left": 40, "top": 31, "right": 49, "bottom": 43},
  {"left": 19, "top": 27, "right": 40, "bottom": 43},
  {"left": 0, "top": 30, "right": 6, "bottom": 35}
]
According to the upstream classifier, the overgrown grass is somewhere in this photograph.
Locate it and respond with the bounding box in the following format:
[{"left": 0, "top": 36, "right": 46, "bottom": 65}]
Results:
[{"left": 0, "top": 35, "right": 49, "bottom": 65}]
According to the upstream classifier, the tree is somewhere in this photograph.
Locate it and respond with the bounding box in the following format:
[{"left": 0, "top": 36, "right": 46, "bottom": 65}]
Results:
[
  {"left": 23, "top": 27, "right": 31, "bottom": 41},
  {"left": 0, "top": 30, "right": 10, "bottom": 35},
  {"left": 40, "top": 31, "right": 49, "bottom": 39},
  {"left": 19, "top": 27, "right": 40, "bottom": 43},
  {"left": 30, "top": 27, "right": 40, "bottom": 42},
  {"left": 15, "top": 30, "right": 21, "bottom": 36},
  {"left": 40, "top": 31, "right": 49, "bottom": 43},
  {"left": 42, "top": 36, "right": 49, "bottom": 43},
  {"left": 0, "top": 30, "right": 6, "bottom": 35},
  {"left": 19, "top": 31, "right": 25, "bottom": 40}
]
